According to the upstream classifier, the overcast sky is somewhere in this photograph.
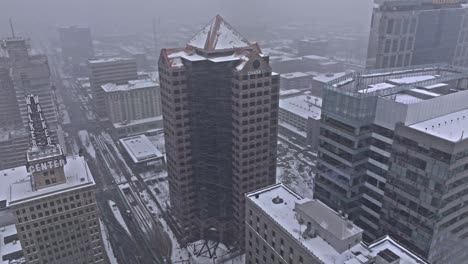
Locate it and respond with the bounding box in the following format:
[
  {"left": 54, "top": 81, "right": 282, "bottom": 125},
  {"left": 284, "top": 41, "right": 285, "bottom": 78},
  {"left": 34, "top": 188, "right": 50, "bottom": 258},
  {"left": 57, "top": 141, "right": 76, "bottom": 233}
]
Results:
[{"left": 0, "top": 0, "right": 373, "bottom": 40}]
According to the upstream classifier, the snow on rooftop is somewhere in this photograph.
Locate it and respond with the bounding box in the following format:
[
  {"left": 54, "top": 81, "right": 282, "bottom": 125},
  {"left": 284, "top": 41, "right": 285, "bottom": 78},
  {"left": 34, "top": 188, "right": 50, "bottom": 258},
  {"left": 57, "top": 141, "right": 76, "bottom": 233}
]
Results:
[
  {"left": 187, "top": 15, "right": 250, "bottom": 51},
  {"left": 359, "top": 82, "right": 395, "bottom": 93},
  {"left": 410, "top": 108, "right": 468, "bottom": 142},
  {"left": 247, "top": 184, "right": 364, "bottom": 263},
  {"left": 387, "top": 94, "right": 424, "bottom": 105},
  {"left": 101, "top": 79, "right": 157, "bottom": 93},
  {"left": 119, "top": 135, "right": 163, "bottom": 164},
  {"left": 388, "top": 75, "right": 436, "bottom": 85},
  {"left": 281, "top": 72, "right": 309, "bottom": 79},
  {"left": 0, "top": 224, "right": 23, "bottom": 264},
  {"left": 88, "top": 57, "right": 131, "bottom": 64},
  {"left": 409, "top": 88, "right": 441, "bottom": 97},
  {"left": 423, "top": 83, "right": 448, "bottom": 90},
  {"left": 279, "top": 94, "right": 322, "bottom": 120},
  {"left": 1, "top": 156, "right": 95, "bottom": 206},
  {"left": 313, "top": 72, "right": 347, "bottom": 83},
  {"left": 247, "top": 184, "right": 428, "bottom": 264}
]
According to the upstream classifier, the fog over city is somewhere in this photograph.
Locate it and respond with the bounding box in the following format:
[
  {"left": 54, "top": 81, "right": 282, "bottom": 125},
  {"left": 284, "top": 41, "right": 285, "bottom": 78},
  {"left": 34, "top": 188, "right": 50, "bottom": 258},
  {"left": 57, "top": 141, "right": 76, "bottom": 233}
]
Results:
[
  {"left": 1, "top": 0, "right": 373, "bottom": 38},
  {"left": 1, "top": 1, "right": 468, "bottom": 264}
]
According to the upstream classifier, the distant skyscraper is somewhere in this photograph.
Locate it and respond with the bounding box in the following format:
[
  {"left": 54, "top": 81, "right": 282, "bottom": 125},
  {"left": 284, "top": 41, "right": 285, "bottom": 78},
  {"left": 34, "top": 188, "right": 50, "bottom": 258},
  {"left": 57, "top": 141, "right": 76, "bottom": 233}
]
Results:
[
  {"left": 0, "top": 37, "right": 58, "bottom": 170},
  {"left": 314, "top": 64, "right": 468, "bottom": 263},
  {"left": 88, "top": 58, "right": 138, "bottom": 119},
  {"left": 0, "top": 95, "right": 108, "bottom": 264},
  {"left": 159, "top": 15, "right": 280, "bottom": 245},
  {"left": 366, "top": 0, "right": 468, "bottom": 69},
  {"left": 59, "top": 26, "right": 94, "bottom": 66}
]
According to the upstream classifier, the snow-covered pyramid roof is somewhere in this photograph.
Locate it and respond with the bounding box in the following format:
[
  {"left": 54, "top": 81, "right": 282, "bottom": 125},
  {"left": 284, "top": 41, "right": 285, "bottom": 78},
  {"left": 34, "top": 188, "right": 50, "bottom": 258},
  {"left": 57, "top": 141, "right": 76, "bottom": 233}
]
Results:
[{"left": 187, "top": 15, "right": 251, "bottom": 52}]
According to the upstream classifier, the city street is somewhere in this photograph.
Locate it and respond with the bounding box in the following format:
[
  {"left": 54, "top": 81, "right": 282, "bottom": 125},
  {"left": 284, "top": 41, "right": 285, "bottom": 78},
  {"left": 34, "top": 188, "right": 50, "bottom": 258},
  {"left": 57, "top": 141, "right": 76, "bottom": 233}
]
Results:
[{"left": 46, "top": 48, "right": 172, "bottom": 264}]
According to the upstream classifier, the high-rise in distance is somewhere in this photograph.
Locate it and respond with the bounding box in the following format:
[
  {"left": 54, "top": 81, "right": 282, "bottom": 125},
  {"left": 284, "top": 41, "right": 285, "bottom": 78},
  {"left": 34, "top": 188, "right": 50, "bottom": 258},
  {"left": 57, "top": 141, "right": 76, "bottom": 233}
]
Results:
[
  {"left": 159, "top": 15, "right": 279, "bottom": 245},
  {"left": 366, "top": 0, "right": 468, "bottom": 69}
]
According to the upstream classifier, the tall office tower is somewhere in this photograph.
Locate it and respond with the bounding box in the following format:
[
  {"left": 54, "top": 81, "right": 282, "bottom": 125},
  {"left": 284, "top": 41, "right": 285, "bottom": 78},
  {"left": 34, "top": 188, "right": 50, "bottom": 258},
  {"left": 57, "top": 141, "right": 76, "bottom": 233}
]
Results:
[
  {"left": 159, "top": 15, "right": 280, "bottom": 245},
  {"left": 2, "top": 37, "right": 58, "bottom": 129},
  {"left": 366, "top": 0, "right": 468, "bottom": 69},
  {"left": 88, "top": 58, "right": 138, "bottom": 119},
  {"left": 0, "top": 58, "right": 21, "bottom": 127},
  {"left": 314, "top": 64, "right": 468, "bottom": 254},
  {"left": 58, "top": 26, "right": 94, "bottom": 66},
  {"left": 0, "top": 95, "right": 108, "bottom": 264},
  {"left": 0, "top": 37, "right": 58, "bottom": 170}
]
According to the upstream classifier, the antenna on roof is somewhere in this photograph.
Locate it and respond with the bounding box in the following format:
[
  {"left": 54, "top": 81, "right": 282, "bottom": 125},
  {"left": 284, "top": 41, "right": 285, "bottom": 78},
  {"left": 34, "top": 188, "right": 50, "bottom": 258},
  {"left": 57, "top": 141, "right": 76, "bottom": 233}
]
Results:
[{"left": 9, "top": 18, "right": 16, "bottom": 38}]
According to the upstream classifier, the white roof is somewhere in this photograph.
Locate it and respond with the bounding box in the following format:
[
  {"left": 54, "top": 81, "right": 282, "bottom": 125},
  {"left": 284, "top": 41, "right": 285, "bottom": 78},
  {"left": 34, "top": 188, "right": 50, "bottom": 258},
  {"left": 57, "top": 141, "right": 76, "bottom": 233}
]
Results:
[
  {"left": 313, "top": 72, "right": 347, "bottom": 83},
  {"left": 113, "top": 115, "right": 162, "bottom": 129},
  {"left": 359, "top": 83, "right": 395, "bottom": 93},
  {"left": 388, "top": 75, "right": 436, "bottom": 84},
  {"left": 388, "top": 94, "right": 424, "bottom": 105},
  {"left": 409, "top": 88, "right": 440, "bottom": 97},
  {"left": 187, "top": 15, "right": 250, "bottom": 51},
  {"left": 410, "top": 108, "right": 468, "bottom": 142},
  {"left": 88, "top": 57, "right": 132, "bottom": 64},
  {"left": 423, "top": 83, "right": 448, "bottom": 90},
  {"left": 279, "top": 94, "right": 322, "bottom": 120},
  {"left": 247, "top": 184, "right": 429, "bottom": 264},
  {"left": 119, "top": 135, "right": 163, "bottom": 164},
  {"left": 1, "top": 156, "right": 95, "bottom": 207},
  {"left": 303, "top": 55, "right": 329, "bottom": 61},
  {"left": 101, "top": 79, "right": 157, "bottom": 93},
  {"left": 0, "top": 224, "right": 23, "bottom": 264},
  {"left": 281, "top": 72, "right": 309, "bottom": 79}
]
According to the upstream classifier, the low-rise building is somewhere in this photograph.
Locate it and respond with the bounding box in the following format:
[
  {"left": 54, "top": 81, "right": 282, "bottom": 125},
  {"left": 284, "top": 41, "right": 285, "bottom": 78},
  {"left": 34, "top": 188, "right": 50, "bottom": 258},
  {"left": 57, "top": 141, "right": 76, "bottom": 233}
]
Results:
[
  {"left": 0, "top": 224, "right": 24, "bottom": 264},
  {"left": 280, "top": 72, "right": 311, "bottom": 90},
  {"left": 119, "top": 134, "right": 165, "bottom": 173},
  {"left": 310, "top": 72, "right": 348, "bottom": 97},
  {"left": 279, "top": 93, "right": 321, "bottom": 149},
  {"left": 245, "top": 183, "right": 429, "bottom": 264}
]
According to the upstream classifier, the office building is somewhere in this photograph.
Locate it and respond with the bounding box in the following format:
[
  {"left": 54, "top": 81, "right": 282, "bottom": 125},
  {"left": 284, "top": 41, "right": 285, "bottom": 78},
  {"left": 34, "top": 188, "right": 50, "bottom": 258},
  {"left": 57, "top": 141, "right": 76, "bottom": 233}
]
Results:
[
  {"left": 59, "top": 26, "right": 94, "bottom": 75},
  {"left": 159, "top": 15, "right": 279, "bottom": 245},
  {"left": 88, "top": 58, "right": 138, "bottom": 119},
  {"left": 0, "top": 95, "right": 107, "bottom": 264},
  {"left": 0, "top": 37, "right": 59, "bottom": 170},
  {"left": 279, "top": 72, "right": 311, "bottom": 90},
  {"left": 245, "top": 183, "right": 429, "bottom": 264},
  {"left": 101, "top": 79, "right": 162, "bottom": 137},
  {"left": 366, "top": 0, "right": 468, "bottom": 69},
  {"left": 314, "top": 64, "right": 468, "bottom": 262},
  {"left": 2, "top": 37, "right": 57, "bottom": 129},
  {"left": 278, "top": 92, "right": 322, "bottom": 149}
]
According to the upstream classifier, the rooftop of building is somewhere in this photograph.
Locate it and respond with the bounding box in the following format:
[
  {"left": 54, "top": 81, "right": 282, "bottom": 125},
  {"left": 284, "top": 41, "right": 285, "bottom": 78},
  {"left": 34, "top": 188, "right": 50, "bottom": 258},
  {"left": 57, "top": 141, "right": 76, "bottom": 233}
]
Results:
[
  {"left": 160, "top": 15, "right": 265, "bottom": 70},
  {"left": 88, "top": 57, "right": 133, "bottom": 65},
  {"left": 313, "top": 72, "right": 348, "bottom": 83},
  {"left": 328, "top": 64, "right": 468, "bottom": 103},
  {"left": 375, "top": 0, "right": 468, "bottom": 10},
  {"left": 279, "top": 93, "right": 322, "bottom": 120},
  {"left": 119, "top": 135, "right": 163, "bottom": 164},
  {"left": 187, "top": 15, "right": 251, "bottom": 52},
  {"left": 410, "top": 108, "right": 468, "bottom": 142},
  {"left": 280, "top": 72, "right": 310, "bottom": 79},
  {"left": 247, "top": 184, "right": 429, "bottom": 264},
  {"left": 0, "top": 224, "right": 24, "bottom": 264},
  {"left": 101, "top": 79, "right": 157, "bottom": 93},
  {"left": 0, "top": 156, "right": 95, "bottom": 207}
]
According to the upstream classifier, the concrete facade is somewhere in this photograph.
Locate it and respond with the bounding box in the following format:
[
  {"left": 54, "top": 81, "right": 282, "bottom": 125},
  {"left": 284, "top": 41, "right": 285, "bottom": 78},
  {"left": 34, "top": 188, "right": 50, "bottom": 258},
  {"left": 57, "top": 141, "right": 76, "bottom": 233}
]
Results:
[
  {"left": 88, "top": 58, "right": 138, "bottom": 119},
  {"left": 245, "top": 184, "right": 428, "bottom": 264}
]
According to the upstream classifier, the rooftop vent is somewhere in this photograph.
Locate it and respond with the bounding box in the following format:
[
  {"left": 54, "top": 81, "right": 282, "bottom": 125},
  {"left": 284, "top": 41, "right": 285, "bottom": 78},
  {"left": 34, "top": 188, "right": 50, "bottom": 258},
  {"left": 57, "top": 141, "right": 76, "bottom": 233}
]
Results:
[
  {"left": 272, "top": 196, "right": 284, "bottom": 204},
  {"left": 80, "top": 178, "right": 85, "bottom": 182}
]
